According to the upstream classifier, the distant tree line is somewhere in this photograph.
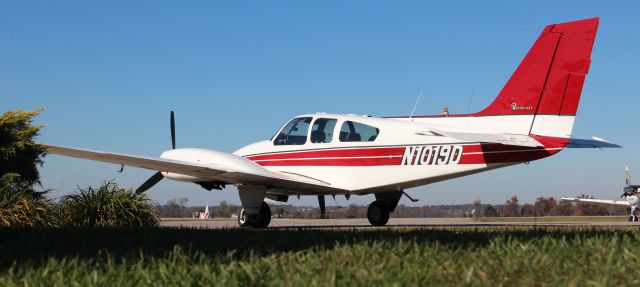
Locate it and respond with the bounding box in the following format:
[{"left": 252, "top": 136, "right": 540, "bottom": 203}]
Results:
[
  {"left": 476, "top": 195, "right": 623, "bottom": 218},
  {"left": 160, "top": 194, "right": 625, "bottom": 219},
  {"left": 157, "top": 199, "right": 239, "bottom": 218}
]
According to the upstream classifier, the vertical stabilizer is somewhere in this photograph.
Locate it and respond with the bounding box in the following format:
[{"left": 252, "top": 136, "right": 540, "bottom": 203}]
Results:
[{"left": 474, "top": 18, "right": 599, "bottom": 137}]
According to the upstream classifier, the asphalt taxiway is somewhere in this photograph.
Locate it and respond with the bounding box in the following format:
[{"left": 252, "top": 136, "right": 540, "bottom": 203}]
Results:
[{"left": 160, "top": 217, "right": 638, "bottom": 229}]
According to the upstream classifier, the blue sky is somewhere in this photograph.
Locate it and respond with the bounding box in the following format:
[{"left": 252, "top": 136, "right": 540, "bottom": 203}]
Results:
[{"left": 2, "top": 1, "right": 639, "bottom": 206}]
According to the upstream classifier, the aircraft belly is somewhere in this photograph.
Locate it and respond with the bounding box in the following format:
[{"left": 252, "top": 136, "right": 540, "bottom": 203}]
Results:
[
  {"left": 249, "top": 142, "right": 558, "bottom": 193},
  {"left": 264, "top": 164, "right": 507, "bottom": 192}
]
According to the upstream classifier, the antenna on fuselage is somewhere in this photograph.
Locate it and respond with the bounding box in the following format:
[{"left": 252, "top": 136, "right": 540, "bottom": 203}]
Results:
[
  {"left": 409, "top": 90, "right": 423, "bottom": 122},
  {"left": 466, "top": 89, "right": 474, "bottom": 113}
]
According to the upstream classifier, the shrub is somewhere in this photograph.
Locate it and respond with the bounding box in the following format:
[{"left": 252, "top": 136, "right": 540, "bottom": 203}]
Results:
[
  {"left": 0, "top": 174, "right": 59, "bottom": 227},
  {"left": 60, "top": 181, "right": 159, "bottom": 227},
  {"left": 0, "top": 108, "right": 47, "bottom": 188}
]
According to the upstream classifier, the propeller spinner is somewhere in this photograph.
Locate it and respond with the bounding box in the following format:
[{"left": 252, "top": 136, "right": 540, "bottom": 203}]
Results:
[{"left": 135, "top": 111, "right": 176, "bottom": 194}]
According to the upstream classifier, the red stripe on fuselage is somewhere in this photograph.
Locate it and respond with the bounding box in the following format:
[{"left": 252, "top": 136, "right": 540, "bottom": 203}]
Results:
[
  {"left": 247, "top": 146, "right": 406, "bottom": 161},
  {"left": 245, "top": 142, "right": 565, "bottom": 167}
]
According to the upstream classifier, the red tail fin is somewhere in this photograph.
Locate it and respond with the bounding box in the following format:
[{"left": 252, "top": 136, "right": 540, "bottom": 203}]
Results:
[{"left": 475, "top": 18, "right": 599, "bottom": 116}]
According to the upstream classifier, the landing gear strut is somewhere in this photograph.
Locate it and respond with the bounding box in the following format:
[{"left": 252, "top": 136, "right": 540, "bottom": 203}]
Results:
[
  {"left": 318, "top": 195, "right": 326, "bottom": 219},
  {"left": 238, "top": 202, "right": 272, "bottom": 228},
  {"left": 628, "top": 206, "right": 638, "bottom": 222}
]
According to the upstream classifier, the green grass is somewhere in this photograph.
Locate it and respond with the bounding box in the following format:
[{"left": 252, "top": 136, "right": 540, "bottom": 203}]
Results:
[{"left": 1, "top": 226, "right": 639, "bottom": 286}]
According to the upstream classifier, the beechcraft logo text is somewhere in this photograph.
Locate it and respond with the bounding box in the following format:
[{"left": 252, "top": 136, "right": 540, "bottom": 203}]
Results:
[
  {"left": 401, "top": 145, "right": 463, "bottom": 166},
  {"left": 510, "top": 102, "right": 533, "bottom": 111}
]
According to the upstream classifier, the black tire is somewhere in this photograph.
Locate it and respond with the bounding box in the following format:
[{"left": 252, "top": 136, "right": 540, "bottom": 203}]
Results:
[
  {"left": 237, "top": 208, "right": 255, "bottom": 227},
  {"left": 367, "top": 201, "right": 390, "bottom": 226},
  {"left": 628, "top": 208, "right": 638, "bottom": 222},
  {"left": 251, "top": 202, "right": 272, "bottom": 228}
]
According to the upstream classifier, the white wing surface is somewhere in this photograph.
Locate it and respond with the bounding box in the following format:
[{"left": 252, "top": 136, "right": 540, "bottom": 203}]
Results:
[
  {"left": 45, "top": 145, "right": 342, "bottom": 194},
  {"left": 560, "top": 197, "right": 630, "bottom": 207},
  {"left": 436, "top": 131, "right": 544, "bottom": 147},
  {"left": 429, "top": 129, "right": 620, "bottom": 149}
]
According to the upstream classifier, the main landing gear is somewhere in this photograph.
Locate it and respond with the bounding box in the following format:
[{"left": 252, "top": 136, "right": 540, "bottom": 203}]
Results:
[
  {"left": 236, "top": 188, "right": 405, "bottom": 228},
  {"left": 238, "top": 201, "right": 272, "bottom": 228},
  {"left": 366, "top": 191, "right": 403, "bottom": 226},
  {"left": 237, "top": 184, "right": 271, "bottom": 228}
]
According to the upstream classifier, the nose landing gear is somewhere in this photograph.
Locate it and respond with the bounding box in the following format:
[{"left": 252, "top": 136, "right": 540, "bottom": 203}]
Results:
[
  {"left": 628, "top": 206, "right": 638, "bottom": 222},
  {"left": 366, "top": 191, "right": 403, "bottom": 226},
  {"left": 367, "top": 201, "right": 390, "bottom": 226}
]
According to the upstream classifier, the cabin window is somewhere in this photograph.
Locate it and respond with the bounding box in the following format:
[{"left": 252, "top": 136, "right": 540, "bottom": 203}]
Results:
[
  {"left": 339, "top": 121, "right": 380, "bottom": 142},
  {"left": 273, "top": 117, "right": 312, "bottom": 145},
  {"left": 310, "top": 118, "right": 337, "bottom": 143}
]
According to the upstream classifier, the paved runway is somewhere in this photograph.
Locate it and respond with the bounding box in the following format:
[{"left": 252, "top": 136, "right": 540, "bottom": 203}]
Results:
[{"left": 160, "top": 217, "right": 638, "bottom": 229}]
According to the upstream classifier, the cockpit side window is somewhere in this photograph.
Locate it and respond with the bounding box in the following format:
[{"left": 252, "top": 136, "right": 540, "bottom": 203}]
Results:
[
  {"left": 310, "top": 118, "right": 337, "bottom": 143},
  {"left": 273, "top": 117, "right": 312, "bottom": 145},
  {"left": 339, "top": 121, "right": 380, "bottom": 142}
]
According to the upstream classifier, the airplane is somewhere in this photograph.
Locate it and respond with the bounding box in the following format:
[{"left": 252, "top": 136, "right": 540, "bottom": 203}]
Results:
[
  {"left": 562, "top": 166, "right": 639, "bottom": 222},
  {"left": 45, "top": 17, "right": 619, "bottom": 228}
]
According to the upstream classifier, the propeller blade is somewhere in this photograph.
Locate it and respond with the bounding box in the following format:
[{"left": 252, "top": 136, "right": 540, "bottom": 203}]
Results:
[
  {"left": 170, "top": 111, "right": 176, "bottom": 149},
  {"left": 136, "top": 171, "right": 164, "bottom": 194},
  {"left": 626, "top": 166, "right": 631, "bottom": 186}
]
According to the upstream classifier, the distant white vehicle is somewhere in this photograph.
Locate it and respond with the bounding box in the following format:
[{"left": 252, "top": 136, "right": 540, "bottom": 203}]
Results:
[{"left": 562, "top": 166, "right": 639, "bottom": 221}]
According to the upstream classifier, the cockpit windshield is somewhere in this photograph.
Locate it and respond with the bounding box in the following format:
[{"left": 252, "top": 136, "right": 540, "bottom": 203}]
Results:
[{"left": 273, "top": 117, "right": 312, "bottom": 145}]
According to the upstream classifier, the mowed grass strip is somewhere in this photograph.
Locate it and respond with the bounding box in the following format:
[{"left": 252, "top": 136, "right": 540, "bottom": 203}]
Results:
[{"left": 1, "top": 226, "right": 639, "bottom": 286}]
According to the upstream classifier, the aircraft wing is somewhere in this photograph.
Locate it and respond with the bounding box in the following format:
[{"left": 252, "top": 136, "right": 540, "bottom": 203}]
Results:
[
  {"left": 560, "top": 197, "right": 631, "bottom": 207},
  {"left": 45, "top": 145, "right": 343, "bottom": 194}
]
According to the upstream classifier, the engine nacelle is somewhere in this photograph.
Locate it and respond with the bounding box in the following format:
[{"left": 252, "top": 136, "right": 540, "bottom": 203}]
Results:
[{"left": 159, "top": 148, "right": 270, "bottom": 183}]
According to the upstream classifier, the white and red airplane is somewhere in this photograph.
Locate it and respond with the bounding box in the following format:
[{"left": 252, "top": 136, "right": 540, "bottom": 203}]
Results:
[
  {"left": 562, "top": 166, "right": 639, "bottom": 222},
  {"left": 46, "top": 18, "right": 618, "bottom": 228}
]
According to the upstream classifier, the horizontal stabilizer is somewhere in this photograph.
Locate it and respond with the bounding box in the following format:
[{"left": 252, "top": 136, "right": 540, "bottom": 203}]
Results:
[
  {"left": 432, "top": 130, "right": 543, "bottom": 147},
  {"left": 561, "top": 197, "right": 630, "bottom": 207},
  {"left": 566, "top": 137, "right": 621, "bottom": 148}
]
